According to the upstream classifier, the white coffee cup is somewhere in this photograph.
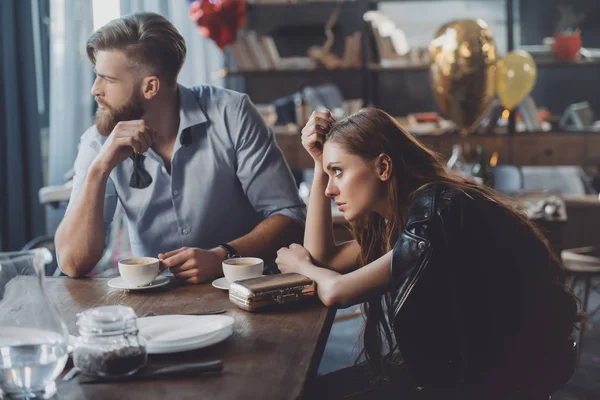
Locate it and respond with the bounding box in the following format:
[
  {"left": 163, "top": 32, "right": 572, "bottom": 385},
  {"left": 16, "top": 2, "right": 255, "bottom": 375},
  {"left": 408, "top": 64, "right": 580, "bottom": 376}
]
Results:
[
  {"left": 118, "top": 257, "right": 160, "bottom": 287},
  {"left": 222, "top": 257, "right": 263, "bottom": 283}
]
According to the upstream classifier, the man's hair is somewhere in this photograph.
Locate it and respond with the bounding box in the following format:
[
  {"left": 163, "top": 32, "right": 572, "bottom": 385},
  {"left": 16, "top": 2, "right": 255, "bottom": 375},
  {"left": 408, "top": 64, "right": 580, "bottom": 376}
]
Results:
[{"left": 86, "top": 12, "right": 186, "bottom": 87}]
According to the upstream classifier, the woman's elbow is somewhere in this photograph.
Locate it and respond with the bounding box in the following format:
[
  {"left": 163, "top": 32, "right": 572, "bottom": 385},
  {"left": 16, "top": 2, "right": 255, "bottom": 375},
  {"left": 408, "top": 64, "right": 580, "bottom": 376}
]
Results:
[{"left": 319, "top": 280, "right": 352, "bottom": 308}]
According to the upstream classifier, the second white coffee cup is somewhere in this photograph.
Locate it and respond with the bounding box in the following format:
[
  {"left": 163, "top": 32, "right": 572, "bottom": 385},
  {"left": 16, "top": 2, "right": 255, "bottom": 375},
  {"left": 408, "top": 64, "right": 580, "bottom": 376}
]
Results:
[{"left": 222, "top": 257, "right": 263, "bottom": 283}]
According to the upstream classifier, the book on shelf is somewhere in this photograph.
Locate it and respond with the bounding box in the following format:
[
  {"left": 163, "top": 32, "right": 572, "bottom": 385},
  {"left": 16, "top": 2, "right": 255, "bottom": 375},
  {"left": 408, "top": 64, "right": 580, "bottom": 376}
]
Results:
[
  {"left": 342, "top": 31, "right": 362, "bottom": 68},
  {"left": 363, "top": 11, "right": 409, "bottom": 67},
  {"left": 245, "top": 31, "right": 272, "bottom": 70},
  {"left": 261, "top": 36, "right": 281, "bottom": 68},
  {"left": 230, "top": 30, "right": 353, "bottom": 72},
  {"left": 230, "top": 41, "right": 253, "bottom": 71},
  {"left": 517, "top": 97, "right": 543, "bottom": 132}
]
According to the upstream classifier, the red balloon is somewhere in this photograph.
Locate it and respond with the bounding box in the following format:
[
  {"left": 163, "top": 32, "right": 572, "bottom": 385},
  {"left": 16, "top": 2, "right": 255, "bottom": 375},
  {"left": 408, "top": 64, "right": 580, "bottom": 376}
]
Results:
[{"left": 189, "top": 0, "right": 247, "bottom": 50}]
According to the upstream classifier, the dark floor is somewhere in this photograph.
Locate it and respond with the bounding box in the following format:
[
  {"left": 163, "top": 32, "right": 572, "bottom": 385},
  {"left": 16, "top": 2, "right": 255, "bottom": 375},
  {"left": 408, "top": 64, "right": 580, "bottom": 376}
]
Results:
[{"left": 317, "top": 278, "right": 600, "bottom": 399}]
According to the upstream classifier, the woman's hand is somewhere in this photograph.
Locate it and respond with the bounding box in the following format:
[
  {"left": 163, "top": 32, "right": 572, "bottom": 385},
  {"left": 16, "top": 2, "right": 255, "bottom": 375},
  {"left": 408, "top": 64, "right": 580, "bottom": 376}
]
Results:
[
  {"left": 301, "top": 110, "right": 336, "bottom": 164},
  {"left": 276, "top": 243, "right": 314, "bottom": 274}
]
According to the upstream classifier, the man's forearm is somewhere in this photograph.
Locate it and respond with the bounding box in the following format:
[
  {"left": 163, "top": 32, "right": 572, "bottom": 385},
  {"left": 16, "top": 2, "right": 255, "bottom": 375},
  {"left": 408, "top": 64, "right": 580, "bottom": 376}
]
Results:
[
  {"left": 228, "top": 214, "right": 304, "bottom": 260},
  {"left": 55, "top": 164, "right": 110, "bottom": 277}
]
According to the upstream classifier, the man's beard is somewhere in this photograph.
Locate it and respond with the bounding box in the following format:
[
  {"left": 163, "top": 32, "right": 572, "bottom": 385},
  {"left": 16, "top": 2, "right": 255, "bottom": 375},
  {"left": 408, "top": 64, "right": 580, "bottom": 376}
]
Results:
[{"left": 95, "top": 91, "right": 145, "bottom": 136}]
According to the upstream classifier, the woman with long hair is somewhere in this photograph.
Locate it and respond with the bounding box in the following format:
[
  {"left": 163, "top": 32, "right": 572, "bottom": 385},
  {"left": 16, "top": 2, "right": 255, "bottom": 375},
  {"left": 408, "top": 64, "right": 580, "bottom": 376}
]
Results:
[{"left": 276, "top": 108, "right": 579, "bottom": 399}]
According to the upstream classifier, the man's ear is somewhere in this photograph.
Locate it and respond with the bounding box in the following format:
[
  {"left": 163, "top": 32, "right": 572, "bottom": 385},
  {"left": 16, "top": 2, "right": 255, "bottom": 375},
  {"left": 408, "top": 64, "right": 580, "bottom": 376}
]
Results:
[
  {"left": 141, "top": 76, "right": 160, "bottom": 99},
  {"left": 376, "top": 153, "right": 392, "bottom": 182}
]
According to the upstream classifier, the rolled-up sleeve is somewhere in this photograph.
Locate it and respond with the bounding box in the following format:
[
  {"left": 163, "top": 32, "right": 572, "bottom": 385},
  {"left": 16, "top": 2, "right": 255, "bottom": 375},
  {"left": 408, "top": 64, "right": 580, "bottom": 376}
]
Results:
[
  {"left": 230, "top": 95, "right": 306, "bottom": 225},
  {"left": 65, "top": 129, "right": 118, "bottom": 246}
]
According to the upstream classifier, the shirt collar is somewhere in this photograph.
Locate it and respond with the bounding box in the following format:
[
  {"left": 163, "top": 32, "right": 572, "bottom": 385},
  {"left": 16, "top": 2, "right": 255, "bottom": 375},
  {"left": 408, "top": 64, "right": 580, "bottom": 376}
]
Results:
[{"left": 174, "top": 84, "right": 208, "bottom": 152}]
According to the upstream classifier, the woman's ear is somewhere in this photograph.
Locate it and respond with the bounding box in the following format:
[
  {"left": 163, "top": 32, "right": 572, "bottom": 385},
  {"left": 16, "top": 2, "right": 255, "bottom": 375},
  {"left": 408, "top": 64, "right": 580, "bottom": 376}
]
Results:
[
  {"left": 141, "top": 76, "right": 160, "bottom": 99},
  {"left": 376, "top": 153, "right": 392, "bottom": 182}
]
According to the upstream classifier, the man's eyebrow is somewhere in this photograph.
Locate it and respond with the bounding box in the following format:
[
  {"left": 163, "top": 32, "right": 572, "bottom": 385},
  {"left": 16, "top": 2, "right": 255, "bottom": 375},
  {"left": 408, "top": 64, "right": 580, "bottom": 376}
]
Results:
[
  {"left": 93, "top": 68, "right": 118, "bottom": 80},
  {"left": 325, "top": 162, "right": 340, "bottom": 170}
]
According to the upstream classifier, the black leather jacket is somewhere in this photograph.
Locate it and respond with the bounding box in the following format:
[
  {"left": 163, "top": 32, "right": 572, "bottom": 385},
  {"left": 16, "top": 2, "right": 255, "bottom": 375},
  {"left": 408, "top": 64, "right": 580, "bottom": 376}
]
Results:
[{"left": 390, "top": 184, "right": 576, "bottom": 395}]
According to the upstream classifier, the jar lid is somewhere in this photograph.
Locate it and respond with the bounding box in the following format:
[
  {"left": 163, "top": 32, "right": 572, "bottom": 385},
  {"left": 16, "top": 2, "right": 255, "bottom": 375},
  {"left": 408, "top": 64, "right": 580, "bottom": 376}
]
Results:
[{"left": 77, "top": 305, "right": 137, "bottom": 336}]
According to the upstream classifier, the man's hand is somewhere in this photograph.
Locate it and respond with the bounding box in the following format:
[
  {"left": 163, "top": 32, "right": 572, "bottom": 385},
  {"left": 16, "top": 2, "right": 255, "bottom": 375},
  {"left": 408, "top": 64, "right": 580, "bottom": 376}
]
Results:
[
  {"left": 92, "top": 120, "right": 157, "bottom": 173},
  {"left": 158, "top": 247, "right": 226, "bottom": 284},
  {"left": 276, "top": 243, "right": 314, "bottom": 275}
]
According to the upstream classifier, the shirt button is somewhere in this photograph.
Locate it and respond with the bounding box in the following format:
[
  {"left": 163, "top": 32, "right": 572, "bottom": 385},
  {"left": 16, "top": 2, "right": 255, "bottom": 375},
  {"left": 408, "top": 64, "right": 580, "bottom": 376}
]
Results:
[
  {"left": 173, "top": 189, "right": 179, "bottom": 196},
  {"left": 181, "top": 228, "right": 189, "bottom": 235},
  {"left": 418, "top": 241, "right": 427, "bottom": 250}
]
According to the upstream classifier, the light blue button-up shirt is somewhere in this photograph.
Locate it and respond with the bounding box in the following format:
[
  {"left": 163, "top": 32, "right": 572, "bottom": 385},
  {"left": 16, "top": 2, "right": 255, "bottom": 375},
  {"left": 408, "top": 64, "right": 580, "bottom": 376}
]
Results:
[{"left": 67, "top": 84, "right": 306, "bottom": 263}]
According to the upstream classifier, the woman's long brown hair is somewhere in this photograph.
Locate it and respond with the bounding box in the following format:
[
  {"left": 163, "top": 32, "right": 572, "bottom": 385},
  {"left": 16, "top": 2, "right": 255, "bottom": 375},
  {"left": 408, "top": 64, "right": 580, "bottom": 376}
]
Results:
[{"left": 324, "top": 107, "right": 579, "bottom": 377}]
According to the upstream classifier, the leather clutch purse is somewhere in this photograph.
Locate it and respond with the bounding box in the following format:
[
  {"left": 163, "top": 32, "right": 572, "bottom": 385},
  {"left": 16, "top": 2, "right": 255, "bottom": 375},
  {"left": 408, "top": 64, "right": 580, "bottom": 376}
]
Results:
[{"left": 228, "top": 273, "right": 316, "bottom": 312}]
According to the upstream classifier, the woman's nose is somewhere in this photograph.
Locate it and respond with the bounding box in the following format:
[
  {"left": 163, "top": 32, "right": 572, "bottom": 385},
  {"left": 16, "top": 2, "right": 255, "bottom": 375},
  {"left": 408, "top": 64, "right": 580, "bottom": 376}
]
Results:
[{"left": 324, "top": 179, "right": 338, "bottom": 198}]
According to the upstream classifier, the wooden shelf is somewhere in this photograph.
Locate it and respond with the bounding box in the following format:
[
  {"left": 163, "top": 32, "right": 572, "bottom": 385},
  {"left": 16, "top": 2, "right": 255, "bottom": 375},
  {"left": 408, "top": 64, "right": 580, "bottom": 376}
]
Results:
[
  {"left": 532, "top": 57, "right": 600, "bottom": 67},
  {"left": 275, "top": 130, "right": 600, "bottom": 170},
  {"left": 368, "top": 59, "right": 600, "bottom": 71},
  {"left": 412, "top": 129, "right": 600, "bottom": 138},
  {"left": 224, "top": 67, "right": 363, "bottom": 76},
  {"left": 226, "top": 60, "right": 600, "bottom": 77},
  {"left": 369, "top": 0, "right": 465, "bottom": 3},
  {"left": 368, "top": 63, "right": 429, "bottom": 71},
  {"left": 247, "top": 0, "right": 358, "bottom": 5}
]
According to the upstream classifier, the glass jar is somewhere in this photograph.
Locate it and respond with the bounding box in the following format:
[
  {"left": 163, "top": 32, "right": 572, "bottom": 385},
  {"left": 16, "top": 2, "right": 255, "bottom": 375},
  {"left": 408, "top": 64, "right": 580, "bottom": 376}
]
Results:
[{"left": 73, "top": 306, "right": 147, "bottom": 378}]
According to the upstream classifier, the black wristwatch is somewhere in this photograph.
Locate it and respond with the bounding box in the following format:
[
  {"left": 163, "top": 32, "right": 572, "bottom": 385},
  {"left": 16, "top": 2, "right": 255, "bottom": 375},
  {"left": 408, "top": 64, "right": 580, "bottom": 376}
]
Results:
[{"left": 218, "top": 243, "right": 240, "bottom": 259}]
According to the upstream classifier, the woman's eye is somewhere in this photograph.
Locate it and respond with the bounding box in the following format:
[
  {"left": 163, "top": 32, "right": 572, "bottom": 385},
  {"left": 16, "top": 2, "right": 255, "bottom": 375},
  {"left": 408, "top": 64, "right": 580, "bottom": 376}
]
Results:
[{"left": 333, "top": 168, "right": 342, "bottom": 177}]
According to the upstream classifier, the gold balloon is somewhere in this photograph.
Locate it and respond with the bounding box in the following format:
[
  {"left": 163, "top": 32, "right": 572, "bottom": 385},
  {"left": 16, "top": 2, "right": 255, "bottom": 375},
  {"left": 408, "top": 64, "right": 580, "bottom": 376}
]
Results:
[
  {"left": 429, "top": 19, "right": 497, "bottom": 134},
  {"left": 495, "top": 50, "right": 537, "bottom": 110}
]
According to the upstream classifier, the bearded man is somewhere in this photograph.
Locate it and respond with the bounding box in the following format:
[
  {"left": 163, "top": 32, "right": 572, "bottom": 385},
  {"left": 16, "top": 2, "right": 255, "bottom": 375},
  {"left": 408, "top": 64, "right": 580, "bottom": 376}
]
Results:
[{"left": 55, "top": 12, "right": 305, "bottom": 283}]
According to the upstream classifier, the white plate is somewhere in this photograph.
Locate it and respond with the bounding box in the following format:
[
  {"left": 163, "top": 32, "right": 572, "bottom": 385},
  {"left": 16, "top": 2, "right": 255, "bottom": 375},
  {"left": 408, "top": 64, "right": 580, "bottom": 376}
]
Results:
[
  {"left": 145, "top": 325, "right": 232, "bottom": 354},
  {"left": 137, "top": 315, "right": 234, "bottom": 344},
  {"left": 212, "top": 275, "right": 266, "bottom": 291},
  {"left": 108, "top": 275, "right": 170, "bottom": 290},
  {"left": 137, "top": 314, "right": 234, "bottom": 354}
]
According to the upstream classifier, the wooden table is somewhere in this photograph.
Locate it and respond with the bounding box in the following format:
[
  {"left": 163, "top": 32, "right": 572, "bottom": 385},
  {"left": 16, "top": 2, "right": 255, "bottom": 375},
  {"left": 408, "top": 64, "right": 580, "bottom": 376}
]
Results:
[{"left": 10, "top": 277, "right": 335, "bottom": 400}]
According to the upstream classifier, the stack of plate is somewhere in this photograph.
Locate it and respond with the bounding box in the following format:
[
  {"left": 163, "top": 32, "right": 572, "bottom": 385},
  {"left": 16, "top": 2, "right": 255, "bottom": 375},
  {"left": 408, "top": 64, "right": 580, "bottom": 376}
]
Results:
[{"left": 137, "top": 315, "right": 234, "bottom": 354}]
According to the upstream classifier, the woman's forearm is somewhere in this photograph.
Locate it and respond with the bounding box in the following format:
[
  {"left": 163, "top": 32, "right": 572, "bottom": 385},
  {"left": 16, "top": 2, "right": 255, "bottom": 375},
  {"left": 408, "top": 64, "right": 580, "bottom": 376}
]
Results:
[
  {"left": 303, "top": 163, "right": 336, "bottom": 264},
  {"left": 297, "top": 251, "right": 392, "bottom": 309},
  {"left": 296, "top": 260, "right": 342, "bottom": 307}
]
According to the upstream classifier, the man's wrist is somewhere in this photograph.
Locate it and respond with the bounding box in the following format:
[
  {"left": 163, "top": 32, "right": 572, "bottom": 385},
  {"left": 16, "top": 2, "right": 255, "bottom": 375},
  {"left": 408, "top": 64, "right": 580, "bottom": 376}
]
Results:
[
  {"left": 89, "top": 159, "right": 113, "bottom": 180},
  {"left": 217, "top": 243, "right": 239, "bottom": 259},
  {"left": 212, "top": 246, "right": 228, "bottom": 262},
  {"left": 207, "top": 247, "right": 226, "bottom": 279}
]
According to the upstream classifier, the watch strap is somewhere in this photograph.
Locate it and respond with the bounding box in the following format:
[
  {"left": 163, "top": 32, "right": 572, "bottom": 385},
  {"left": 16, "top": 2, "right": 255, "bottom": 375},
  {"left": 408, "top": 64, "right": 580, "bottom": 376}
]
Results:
[{"left": 218, "top": 243, "right": 239, "bottom": 259}]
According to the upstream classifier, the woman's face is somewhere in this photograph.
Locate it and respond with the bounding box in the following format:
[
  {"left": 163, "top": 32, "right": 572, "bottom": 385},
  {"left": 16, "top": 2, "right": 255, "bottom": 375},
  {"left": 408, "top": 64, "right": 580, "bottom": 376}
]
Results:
[{"left": 322, "top": 142, "right": 388, "bottom": 221}]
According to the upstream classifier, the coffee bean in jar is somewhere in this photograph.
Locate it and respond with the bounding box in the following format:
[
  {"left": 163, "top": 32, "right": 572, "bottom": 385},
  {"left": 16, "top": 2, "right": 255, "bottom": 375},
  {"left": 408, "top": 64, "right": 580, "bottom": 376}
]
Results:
[{"left": 73, "top": 305, "right": 147, "bottom": 377}]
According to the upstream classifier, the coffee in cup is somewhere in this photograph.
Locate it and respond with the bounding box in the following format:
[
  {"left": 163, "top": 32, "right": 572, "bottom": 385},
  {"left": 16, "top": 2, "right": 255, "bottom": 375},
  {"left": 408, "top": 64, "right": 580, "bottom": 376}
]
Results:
[
  {"left": 118, "top": 257, "right": 160, "bottom": 287},
  {"left": 222, "top": 257, "right": 263, "bottom": 283}
]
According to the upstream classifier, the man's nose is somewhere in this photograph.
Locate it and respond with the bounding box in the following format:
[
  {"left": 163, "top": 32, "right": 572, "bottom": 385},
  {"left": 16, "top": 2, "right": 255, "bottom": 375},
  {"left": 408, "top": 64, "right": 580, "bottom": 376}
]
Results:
[{"left": 90, "top": 77, "right": 101, "bottom": 97}]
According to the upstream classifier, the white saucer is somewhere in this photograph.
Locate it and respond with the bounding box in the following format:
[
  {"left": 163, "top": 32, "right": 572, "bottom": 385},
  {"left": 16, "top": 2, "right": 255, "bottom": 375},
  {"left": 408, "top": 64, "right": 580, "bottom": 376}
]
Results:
[
  {"left": 211, "top": 275, "right": 266, "bottom": 291},
  {"left": 211, "top": 277, "right": 231, "bottom": 290},
  {"left": 108, "top": 275, "right": 170, "bottom": 290}
]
